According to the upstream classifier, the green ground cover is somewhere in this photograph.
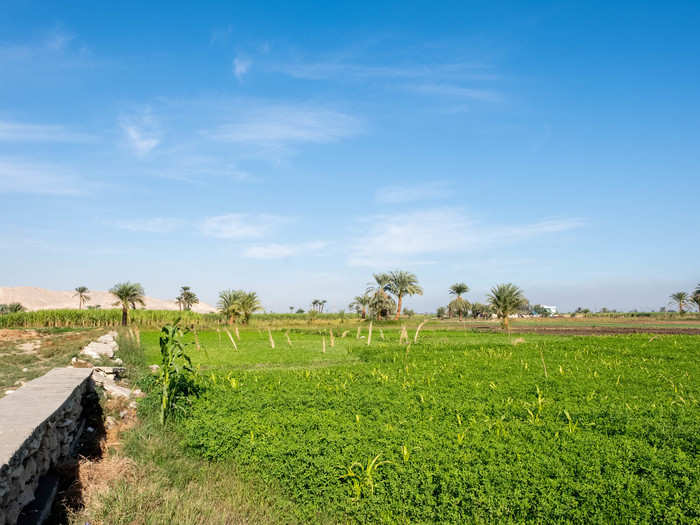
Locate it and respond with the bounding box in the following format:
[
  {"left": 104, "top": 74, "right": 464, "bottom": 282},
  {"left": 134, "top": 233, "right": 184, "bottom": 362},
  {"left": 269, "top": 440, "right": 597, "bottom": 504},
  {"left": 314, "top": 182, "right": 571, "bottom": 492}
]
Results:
[{"left": 137, "top": 327, "right": 700, "bottom": 524}]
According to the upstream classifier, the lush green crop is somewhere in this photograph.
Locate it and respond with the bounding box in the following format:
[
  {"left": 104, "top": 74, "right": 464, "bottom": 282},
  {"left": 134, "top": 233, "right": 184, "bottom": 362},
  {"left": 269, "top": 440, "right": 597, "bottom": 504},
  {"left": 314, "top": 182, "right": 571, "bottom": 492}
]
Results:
[{"left": 137, "top": 329, "right": 700, "bottom": 523}]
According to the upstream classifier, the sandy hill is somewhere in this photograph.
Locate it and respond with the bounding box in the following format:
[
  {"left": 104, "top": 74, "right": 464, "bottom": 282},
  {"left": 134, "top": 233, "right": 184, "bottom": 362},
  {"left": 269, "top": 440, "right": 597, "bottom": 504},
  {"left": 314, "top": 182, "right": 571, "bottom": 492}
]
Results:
[{"left": 0, "top": 286, "right": 217, "bottom": 313}]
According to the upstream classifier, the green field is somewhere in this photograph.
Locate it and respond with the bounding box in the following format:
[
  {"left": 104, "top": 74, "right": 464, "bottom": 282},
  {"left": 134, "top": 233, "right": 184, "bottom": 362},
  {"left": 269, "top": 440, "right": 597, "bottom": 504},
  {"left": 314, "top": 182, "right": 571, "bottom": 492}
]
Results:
[{"left": 135, "top": 327, "right": 700, "bottom": 524}]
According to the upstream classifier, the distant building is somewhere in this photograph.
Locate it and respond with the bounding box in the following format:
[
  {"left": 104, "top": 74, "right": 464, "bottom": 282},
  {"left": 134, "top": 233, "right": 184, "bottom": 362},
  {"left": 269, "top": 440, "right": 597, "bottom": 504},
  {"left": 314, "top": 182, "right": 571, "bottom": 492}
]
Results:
[{"left": 542, "top": 305, "right": 558, "bottom": 315}]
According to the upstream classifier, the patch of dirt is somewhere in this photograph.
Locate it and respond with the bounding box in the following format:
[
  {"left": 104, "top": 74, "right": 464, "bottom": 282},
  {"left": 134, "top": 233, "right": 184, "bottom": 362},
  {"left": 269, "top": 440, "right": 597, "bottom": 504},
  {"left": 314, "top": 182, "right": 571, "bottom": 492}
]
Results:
[
  {"left": 472, "top": 326, "right": 700, "bottom": 335},
  {"left": 0, "top": 329, "right": 39, "bottom": 342}
]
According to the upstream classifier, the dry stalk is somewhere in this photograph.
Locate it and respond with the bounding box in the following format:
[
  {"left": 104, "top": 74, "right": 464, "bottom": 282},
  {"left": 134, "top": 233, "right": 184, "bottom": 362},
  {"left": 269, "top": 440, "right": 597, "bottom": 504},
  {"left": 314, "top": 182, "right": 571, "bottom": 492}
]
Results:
[
  {"left": 414, "top": 320, "right": 426, "bottom": 343},
  {"left": 223, "top": 328, "right": 238, "bottom": 351}
]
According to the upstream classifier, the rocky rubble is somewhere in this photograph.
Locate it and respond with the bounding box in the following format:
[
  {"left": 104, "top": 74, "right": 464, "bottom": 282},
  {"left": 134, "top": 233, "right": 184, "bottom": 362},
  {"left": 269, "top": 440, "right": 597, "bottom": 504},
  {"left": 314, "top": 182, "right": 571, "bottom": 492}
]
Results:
[{"left": 79, "top": 331, "right": 118, "bottom": 360}]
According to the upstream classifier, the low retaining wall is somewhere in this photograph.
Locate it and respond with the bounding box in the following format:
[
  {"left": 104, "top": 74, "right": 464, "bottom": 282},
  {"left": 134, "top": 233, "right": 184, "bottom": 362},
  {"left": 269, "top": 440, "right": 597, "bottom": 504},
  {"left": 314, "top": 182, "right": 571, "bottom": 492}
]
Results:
[{"left": 0, "top": 368, "right": 94, "bottom": 525}]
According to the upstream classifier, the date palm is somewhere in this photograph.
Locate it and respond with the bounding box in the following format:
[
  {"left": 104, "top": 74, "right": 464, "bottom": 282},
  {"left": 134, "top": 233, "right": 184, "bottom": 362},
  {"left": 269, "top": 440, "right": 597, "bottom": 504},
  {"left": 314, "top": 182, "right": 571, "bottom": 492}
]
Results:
[
  {"left": 217, "top": 289, "right": 262, "bottom": 324},
  {"left": 349, "top": 294, "right": 371, "bottom": 319},
  {"left": 448, "top": 283, "right": 470, "bottom": 320},
  {"left": 218, "top": 289, "right": 244, "bottom": 324},
  {"left": 366, "top": 273, "right": 394, "bottom": 320},
  {"left": 110, "top": 282, "right": 145, "bottom": 326},
  {"left": 238, "top": 291, "right": 262, "bottom": 324},
  {"left": 487, "top": 283, "right": 526, "bottom": 332},
  {"left": 692, "top": 284, "right": 700, "bottom": 312},
  {"left": 74, "top": 286, "right": 90, "bottom": 310},
  {"left": 670, "top": 291, "right": 689, "bottom": 314},
  {"left": 388, "top": 271, "right": 423, "bottom": 319},
  {"left": 176, "top": 286, "right": 199, "bottom": 311}
]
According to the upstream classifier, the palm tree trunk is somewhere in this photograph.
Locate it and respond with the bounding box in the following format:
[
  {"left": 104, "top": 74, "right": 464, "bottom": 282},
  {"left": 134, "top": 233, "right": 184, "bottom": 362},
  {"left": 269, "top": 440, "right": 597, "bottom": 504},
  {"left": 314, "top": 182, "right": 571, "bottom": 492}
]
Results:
[
  {"left": 121, "top": 306, "right": 128, "bottom": 326},
  {"left": 395, "top": 295, "right": 403, "bottom": 320},
  {"left": 361, "top": 307, "right": 366, "bottom": 319}
]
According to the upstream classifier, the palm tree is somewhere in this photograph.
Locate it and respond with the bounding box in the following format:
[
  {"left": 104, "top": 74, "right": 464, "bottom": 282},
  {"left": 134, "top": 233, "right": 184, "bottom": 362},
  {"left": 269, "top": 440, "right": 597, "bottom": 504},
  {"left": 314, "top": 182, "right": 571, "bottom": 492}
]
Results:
[
  {"left": 692, "top": 284, "right": 700, "bottom": 312},
  {"left": 349, "top": 294, "right": 371, "bottom": 319},
  {"left": 311, "top": 299, "right": 320, "bottom": 312},
  {"left": 218, "top": 289, "right": 243, "bottom": 324},
  {"left": 74, "top": 286, "right": 90, "bottom": 309},
  {"left": 217, "top": 289, "right": 262, "bottom": 324},
  {"left": 238, "top": 291, "right": 262, "bottom": 324},
  {"left": 366, "top": 273, "right": 396, "bottom": 320},
  {"left": 176, "top": 286, "right": 199, "bottom": 311},
  {"left": 0, "top": 303, "right": 25, "bottom": 314},
  {"left": 110, "top": 282, "right": 145, "bottom": 326},
  {"left": 670, "top": 291, "right": 689, "bottom": 314},
  {"left": 487, "top": 283, "right": 526, "bottom": 332},
  {"left": 388, "top": 271, "right": 423, "bottom": 319},
  {"left": 448, "top": 283, "right": 470, "bottom": 320}
]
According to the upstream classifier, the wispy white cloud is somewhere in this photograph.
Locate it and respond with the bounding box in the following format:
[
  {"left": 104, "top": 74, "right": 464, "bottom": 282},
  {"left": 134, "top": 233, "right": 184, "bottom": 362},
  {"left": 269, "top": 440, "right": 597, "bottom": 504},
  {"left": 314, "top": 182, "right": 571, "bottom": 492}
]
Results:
[
  {"left": 119, "top": 109, "right": 160, "bottom": 156},
  {"left": 0, "top": 120, "right": 95, "bottom": 143},
  {"left": 233, "top": 57, "right": 251, "bottom": 79},
  {"left": 269, "top": 60, "right": 495, "bottom": 81},
  {"left": 0, "top": 158, "right": 83, "bottom": 195},
  {"left": 347, "top": 209, "right": 583, "bottom": 267},
  {"left": 243, "top": 241, "right": 327, "bottom": 259},
  {"left": 201, "top": 213, "right": 289, "bottom": 239},
  {"left": 204, "top": 105, "right": 361, "bottom": 146},
  {"left": 409, "top": 83, "right": 502, "bottom": 102},
  {"left": 113, "top": 217, "right": 182, "bottom": 233},
  {"left": 375, "top": 181, "right": 451, "bottom": 204},
  {"left": 0, "top": 28, "right": 93, "bottom": 67}
]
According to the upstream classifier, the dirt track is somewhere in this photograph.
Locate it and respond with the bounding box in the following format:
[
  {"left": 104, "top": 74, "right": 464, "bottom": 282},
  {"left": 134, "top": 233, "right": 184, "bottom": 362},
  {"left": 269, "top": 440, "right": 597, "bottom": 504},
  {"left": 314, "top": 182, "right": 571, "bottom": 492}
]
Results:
[{"left": 471, "top": 326, "right": 700, "bottom": 336}]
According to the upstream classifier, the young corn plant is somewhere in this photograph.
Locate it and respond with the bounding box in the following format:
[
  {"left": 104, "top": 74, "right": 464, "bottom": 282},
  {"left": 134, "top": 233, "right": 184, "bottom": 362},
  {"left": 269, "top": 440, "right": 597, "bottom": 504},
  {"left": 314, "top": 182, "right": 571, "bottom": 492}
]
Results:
[
  {"left": 158, "top": 322, "right": 194, "bottom": 425},
  {"left": 339, "top": 454, "right": 393, "bottom": 500}
]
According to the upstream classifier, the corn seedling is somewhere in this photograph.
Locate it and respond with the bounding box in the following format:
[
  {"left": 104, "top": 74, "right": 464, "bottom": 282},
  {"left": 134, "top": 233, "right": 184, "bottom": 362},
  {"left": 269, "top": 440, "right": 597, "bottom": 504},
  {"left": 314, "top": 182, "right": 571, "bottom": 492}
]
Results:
[
  {"left": 339, "top": 454, "right": 393, "bottom": 500},
  {"left": 401, "top": 445, "right": 410, "bottom": 462},
  {"left": 564, "top": 409, "right": 578, "bottom": 433}
]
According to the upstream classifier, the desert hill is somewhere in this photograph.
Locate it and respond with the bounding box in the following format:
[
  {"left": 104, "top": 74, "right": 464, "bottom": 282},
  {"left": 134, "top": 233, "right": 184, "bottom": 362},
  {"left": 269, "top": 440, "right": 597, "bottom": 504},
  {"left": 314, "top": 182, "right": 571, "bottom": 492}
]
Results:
[{"left": 0, "top": 286, "right": 217, "bottom": 313}]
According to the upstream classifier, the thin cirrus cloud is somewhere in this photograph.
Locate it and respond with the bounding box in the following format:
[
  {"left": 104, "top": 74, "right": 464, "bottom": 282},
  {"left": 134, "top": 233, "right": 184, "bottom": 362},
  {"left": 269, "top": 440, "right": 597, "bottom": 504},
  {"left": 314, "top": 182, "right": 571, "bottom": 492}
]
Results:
[
  {"left": 113, "top": 217, "right": 182, "bottom": 233},
  {"left": 375, "top": 181, "right": 451, "bottom": 204},
  {"left": 0, "top": 158, "right": 83, "bottom": 195},
  {"left": 409, "top": 83, "right": 502, "bottom": 102},
  {"left": 200, "top": 213, "right": 289, "bottom": 239},
  {"left": 203, "top": 105, "right": 361, "bottom": 146},
  {"left": 233, "top": 57, "right": 251, "bottom": 79},
  {"left": 347, "top": 209, "right": 583, "bottom": 267},
  {"left": 243, "top": 241, "right": 328, "bottom": 259},
  {"left": 268, "top": 59, "right": 496, "bottom": 81},
  {"left": 119, "top": 110, "right": 160, "bottom": 156},
  {"left": 0, "top": 120, "right": 95, "bottom": 143}
]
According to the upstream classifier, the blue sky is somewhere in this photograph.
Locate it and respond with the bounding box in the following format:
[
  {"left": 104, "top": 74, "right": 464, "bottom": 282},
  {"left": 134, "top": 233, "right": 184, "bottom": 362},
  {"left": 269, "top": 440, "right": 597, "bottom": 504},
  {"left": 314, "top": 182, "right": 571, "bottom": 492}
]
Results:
[{"left": 1, "top": 1, "right": 699, "bottom": 312}]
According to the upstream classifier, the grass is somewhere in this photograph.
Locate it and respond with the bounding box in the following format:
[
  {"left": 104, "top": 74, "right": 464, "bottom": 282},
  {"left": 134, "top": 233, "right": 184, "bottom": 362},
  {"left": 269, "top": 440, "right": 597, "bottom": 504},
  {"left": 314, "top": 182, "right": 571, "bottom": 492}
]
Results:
[
  {"left": 68, "top": 416, "right": 303, "bottom": 525},
  {"left": 120, "top": 326, "right": 700, "bottom": 523},
  {"left": 0, "top": 327, "right": 103, "bottom": 394}
]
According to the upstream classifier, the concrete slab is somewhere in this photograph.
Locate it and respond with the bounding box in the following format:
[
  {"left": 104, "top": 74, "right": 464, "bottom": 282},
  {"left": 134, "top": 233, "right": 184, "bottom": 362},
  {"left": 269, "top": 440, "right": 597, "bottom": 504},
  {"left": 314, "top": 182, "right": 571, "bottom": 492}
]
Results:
[{"left": 0, "top": 368, "right": 93, "bottom": 468}]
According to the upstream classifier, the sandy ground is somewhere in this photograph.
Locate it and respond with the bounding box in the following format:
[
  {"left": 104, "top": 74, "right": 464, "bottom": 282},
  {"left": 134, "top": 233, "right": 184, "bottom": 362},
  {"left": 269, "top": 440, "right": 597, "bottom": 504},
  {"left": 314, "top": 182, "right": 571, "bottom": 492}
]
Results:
[{"left": 0, "top": 286, "right": 216, "bottom": 313}]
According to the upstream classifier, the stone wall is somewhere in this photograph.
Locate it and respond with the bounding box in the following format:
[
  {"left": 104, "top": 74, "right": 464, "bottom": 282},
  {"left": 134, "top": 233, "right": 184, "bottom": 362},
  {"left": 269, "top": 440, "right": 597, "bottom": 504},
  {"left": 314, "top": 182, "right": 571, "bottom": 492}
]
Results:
[{"left": 0, "top": 368, "right": 94, "bottom": 525}]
